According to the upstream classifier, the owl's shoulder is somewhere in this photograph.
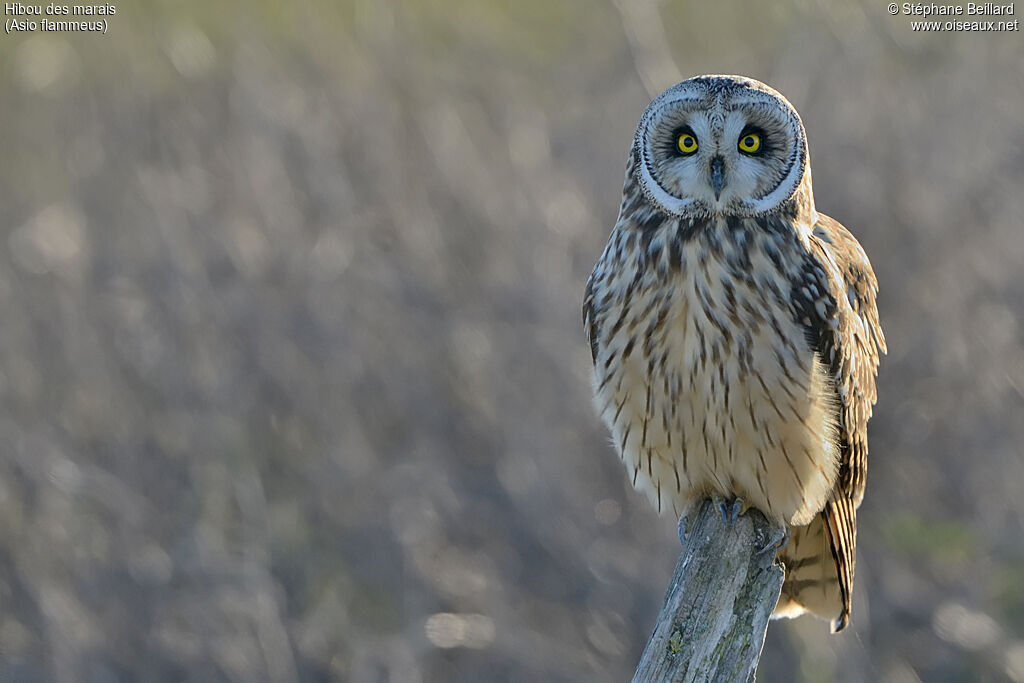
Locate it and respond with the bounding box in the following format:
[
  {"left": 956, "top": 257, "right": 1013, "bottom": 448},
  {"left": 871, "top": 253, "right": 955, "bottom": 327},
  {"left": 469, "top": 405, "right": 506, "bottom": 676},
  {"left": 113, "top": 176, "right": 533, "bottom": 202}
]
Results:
[{"left": 808, "top": 213, "right": 887, "bottom": 356}]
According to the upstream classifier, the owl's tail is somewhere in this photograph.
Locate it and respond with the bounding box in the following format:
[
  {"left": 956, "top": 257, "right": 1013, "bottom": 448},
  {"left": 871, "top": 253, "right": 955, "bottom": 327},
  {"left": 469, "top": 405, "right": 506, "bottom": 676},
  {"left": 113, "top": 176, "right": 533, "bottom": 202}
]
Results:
[{"left": 773, "top": 495, "right": 855, "bottom": 632}]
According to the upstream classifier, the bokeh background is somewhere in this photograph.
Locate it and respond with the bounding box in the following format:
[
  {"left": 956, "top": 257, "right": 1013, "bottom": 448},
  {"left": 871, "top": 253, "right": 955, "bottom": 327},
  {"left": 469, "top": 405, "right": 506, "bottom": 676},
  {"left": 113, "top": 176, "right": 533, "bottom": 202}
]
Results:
[{"left": 1, "top": 0, "right": 1023, "bottom": 681}]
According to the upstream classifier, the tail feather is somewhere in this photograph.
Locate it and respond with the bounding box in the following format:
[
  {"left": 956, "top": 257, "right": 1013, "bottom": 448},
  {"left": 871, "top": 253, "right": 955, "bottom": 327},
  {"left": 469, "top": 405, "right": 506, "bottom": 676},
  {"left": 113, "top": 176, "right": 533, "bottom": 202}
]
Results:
[{"left": 774, "top": 495, "right": 856, "bottom": 632}]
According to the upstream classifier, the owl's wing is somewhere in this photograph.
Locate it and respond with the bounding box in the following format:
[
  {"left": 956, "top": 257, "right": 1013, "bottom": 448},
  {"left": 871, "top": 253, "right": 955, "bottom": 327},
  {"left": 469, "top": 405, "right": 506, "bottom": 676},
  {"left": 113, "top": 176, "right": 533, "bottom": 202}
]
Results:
[
  {"left": 804, "top": 214, "right": 886, "bottom": 507},
  {"left": 791, "top": 213, "right": 884, "bottom": 631}
]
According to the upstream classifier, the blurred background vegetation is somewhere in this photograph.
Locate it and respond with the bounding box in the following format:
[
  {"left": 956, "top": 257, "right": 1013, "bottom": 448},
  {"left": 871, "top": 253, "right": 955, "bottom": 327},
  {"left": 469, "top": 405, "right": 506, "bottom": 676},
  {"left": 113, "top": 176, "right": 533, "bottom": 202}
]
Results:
[{"left": 0, "top": 0, "right": 1022, "bottom": 681}]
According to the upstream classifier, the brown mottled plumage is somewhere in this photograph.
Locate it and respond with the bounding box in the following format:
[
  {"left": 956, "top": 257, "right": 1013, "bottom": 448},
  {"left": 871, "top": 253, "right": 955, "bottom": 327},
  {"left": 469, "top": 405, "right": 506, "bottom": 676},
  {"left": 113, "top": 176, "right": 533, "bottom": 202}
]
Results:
[{"left": 583, "top": 76, "right": 884, "bottom": 631}]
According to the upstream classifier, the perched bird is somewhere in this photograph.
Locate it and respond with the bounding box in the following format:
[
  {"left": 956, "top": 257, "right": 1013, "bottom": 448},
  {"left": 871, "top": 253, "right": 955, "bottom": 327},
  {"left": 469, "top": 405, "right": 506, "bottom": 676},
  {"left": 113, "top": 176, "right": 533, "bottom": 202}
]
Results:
[{"left": 583, "top": 75, "right": 885, "bottom": 631}]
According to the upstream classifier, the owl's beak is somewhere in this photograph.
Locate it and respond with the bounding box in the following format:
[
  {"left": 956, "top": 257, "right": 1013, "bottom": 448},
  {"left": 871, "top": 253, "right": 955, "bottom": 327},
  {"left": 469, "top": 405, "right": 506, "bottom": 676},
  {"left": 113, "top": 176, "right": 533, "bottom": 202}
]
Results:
[{"left": 710, "top": 156, "right": 725, "bottom": 200}]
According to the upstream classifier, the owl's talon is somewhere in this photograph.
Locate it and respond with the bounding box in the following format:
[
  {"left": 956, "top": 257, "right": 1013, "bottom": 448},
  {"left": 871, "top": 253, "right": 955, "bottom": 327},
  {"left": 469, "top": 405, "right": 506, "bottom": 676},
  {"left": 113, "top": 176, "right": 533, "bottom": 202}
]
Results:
[
  {"left": 715, "top": 497, "right": 731, "bottom": 524},
  {"left": 713, "top": 496, "right": 746, "bottom": 524},
  {"left": 730, "top": 497, "right": 746, "bottom": 522},
  {"left": 677, "top": 512, "right": 698, "bottom": 545},
  {"left": 759, "top": 525, "right": 790, "bottom": 556}
]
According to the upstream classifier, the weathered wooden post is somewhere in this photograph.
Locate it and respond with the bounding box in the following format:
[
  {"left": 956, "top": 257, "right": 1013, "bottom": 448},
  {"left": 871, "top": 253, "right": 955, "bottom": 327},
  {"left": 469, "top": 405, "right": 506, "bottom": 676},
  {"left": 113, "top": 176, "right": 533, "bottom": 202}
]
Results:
[{"left": 632, "top": 500, "right": 786, "bottom": 682}]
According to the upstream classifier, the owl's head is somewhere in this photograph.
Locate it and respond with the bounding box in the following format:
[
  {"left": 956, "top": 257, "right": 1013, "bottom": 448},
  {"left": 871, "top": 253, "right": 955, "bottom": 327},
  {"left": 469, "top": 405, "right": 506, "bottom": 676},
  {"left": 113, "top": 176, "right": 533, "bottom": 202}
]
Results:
[{"left": 632, "top": 75, "right": 813, "bottom": 219}]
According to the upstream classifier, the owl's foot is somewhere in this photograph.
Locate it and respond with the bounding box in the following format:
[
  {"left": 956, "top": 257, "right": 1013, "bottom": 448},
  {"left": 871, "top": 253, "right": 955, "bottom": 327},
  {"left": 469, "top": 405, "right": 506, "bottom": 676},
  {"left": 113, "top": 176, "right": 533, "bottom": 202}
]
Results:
[
  {"left": 678, "top": 511, "right": 698, "bottom": 545},
  {"left": 714, "top": 496, "right": 748, "bottom": 523},
  {"left": 758, "top": 524, "right": 790, "bottom": 556},
  {"left": 679, "top": 497, "right": 752, "bottom": 545}
]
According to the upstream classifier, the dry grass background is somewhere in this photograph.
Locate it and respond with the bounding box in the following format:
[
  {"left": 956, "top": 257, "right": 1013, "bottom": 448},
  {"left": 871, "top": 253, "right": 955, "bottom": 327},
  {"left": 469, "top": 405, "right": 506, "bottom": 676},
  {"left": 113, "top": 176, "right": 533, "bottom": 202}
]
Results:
[{"left": 0, "top": 1, "right": 1023, "bottom": 681}]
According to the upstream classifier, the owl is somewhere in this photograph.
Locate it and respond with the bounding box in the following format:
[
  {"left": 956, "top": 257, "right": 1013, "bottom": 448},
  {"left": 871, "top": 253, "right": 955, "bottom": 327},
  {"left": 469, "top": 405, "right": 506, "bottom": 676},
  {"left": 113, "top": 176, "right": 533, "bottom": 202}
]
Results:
[{"left": 583, "top": 75, "right": 885, "bottom": 631}]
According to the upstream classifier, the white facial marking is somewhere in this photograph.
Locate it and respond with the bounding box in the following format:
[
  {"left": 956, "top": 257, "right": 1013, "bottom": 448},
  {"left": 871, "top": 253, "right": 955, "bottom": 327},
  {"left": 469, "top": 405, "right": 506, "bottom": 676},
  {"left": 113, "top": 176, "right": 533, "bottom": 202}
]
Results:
[{"left": 634, "top": 77, "right": 807, "bottom": 218}]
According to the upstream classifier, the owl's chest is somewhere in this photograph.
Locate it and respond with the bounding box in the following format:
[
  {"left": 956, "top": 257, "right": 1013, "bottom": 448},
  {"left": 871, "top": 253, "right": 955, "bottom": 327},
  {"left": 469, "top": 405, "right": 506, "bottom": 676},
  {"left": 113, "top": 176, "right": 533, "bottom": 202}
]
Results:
[
  {"left": 595, "top": 222, "right": 809, "bottom": 396},
  {"left": 589, "top": 221, "right": 839, "bottom": 522}
]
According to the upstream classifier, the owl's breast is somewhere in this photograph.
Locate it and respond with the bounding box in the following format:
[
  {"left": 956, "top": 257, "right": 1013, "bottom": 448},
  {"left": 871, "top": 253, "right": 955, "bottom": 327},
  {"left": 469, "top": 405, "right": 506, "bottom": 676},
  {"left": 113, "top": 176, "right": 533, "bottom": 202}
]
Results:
[{"left": 589, "top": 217, "right": 839, "bottom": 524}]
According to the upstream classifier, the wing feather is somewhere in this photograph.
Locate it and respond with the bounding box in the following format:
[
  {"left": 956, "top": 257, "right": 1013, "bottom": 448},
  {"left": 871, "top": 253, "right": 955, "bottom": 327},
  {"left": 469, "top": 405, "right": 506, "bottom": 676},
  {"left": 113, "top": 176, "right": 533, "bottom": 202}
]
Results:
[
  {"left": 806, "top": 214, "right": 886, "bottom": 506},
  {"left": 790, "top": 213, "right": 884, "bottom": 629}
]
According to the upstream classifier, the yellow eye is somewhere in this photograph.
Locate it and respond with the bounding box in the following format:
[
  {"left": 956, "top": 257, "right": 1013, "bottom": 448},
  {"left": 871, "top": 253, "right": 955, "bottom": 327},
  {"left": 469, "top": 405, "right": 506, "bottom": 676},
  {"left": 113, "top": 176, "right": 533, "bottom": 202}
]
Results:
[
  {"left": 738, "top": 132, "right": 761, "bottom": 154},
  {"left": 676, "top": 132, "right": 698, "bottom": 155}
]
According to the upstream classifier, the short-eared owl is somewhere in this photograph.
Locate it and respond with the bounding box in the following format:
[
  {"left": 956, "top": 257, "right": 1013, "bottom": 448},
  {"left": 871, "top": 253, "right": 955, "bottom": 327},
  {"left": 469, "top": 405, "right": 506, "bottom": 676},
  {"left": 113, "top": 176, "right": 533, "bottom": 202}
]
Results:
[{"left": 583, "top": 75, "right": 885, "bottom": 631}]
